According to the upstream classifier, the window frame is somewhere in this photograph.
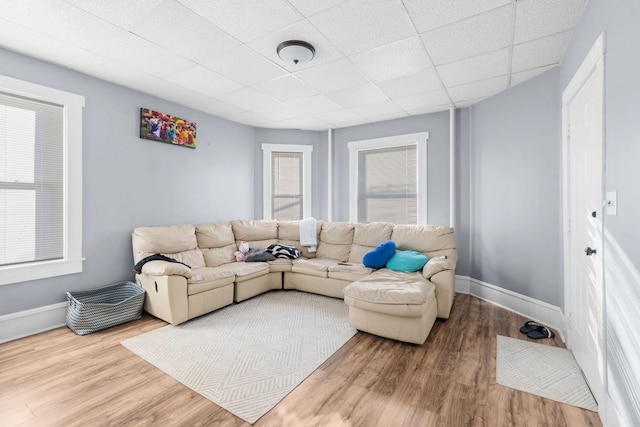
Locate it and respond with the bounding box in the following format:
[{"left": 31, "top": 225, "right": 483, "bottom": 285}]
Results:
[
  {"left": 348, "top": 132, "right": 428, "bottom": 225},
  {"left": 262, "top": 143, "right": 312, "bottom": 220},
  {"left": 0, "top": 75, "right": 84, "bottom": 286}
]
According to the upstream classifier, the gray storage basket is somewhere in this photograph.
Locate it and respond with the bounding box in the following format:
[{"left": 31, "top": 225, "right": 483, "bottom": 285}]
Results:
[{"left": 66, "top": 281, "right": 145, "bottom": 335}]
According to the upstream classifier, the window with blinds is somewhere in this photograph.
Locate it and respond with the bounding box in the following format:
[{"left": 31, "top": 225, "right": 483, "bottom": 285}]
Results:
[
  {"left": 0, "top": 94, "right": 64, "bottom": 267},
  {"left": 0, "top": 75, "right": 84, "bottom": 286},
  {"left": 262, "top": 144, "right": 312, "bottom": 221},
  {"left": 348, "top": 132, "right": 428, "bottom": 225}
]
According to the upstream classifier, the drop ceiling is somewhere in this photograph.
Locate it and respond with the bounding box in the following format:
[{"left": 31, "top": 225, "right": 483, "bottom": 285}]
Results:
[{"left": 0, "top": 0, "right": 587, "bottom": 130}]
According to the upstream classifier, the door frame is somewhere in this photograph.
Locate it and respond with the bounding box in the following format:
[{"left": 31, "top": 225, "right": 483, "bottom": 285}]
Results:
[{"left": 561, "top": 33, "right": 606, "bottom": 403}]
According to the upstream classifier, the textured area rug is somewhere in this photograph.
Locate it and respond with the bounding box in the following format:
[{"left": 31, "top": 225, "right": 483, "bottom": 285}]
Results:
[
  {"left": 121, "top": 291, "right": 357, "bottom": 424},
  {"left": 496, "top": 335, "right": 598, "bottom": 411}
]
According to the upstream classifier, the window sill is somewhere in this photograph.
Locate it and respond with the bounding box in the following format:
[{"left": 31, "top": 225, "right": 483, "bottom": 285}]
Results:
[{"left": 0, "top": 258, "right": 83, "bottom": 286}]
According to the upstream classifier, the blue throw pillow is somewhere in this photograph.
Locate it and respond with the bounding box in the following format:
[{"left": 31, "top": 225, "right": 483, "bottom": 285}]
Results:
[
  {"left": 363, "top": 240, "right": 396, "bottom": 269},
  {"left": 386, "top": 250, "right": 428, "bottom": 272}
]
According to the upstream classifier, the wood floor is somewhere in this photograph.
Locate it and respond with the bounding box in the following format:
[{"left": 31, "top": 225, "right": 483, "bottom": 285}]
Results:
[{"left": 0, "top": 293, "right": 601, "bottom": 427}]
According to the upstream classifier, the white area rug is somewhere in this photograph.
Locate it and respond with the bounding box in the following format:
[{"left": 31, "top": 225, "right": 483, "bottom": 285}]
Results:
[
  {"left": 496, "top": 335, "right": 598, "bottom": 411},
  {"left": 121, "top": 291, "right": 357, "bottom": 424}
]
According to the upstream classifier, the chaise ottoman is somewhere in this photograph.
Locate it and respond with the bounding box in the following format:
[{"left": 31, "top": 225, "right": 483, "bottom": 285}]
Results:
[{"left": 343, "top": 270, "right": 438, "bottom": 345}]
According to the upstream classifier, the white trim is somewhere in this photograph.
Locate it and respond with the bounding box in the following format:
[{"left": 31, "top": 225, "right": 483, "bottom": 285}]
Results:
[
  {"left": 347, "top": 132, "right": 429, "bottom": 224},
  {"left": 261, "top": 143, "right": 313, "bottom": 220},
  {"left": 327, "top": 130, "right": 333, "bottom": 222},
  {"left": 455, "top": 275, "right": 568, "bottom": 342},
  {"left": 0, "top": 302, "right": 67, "bottom": 344},
  {"left": 0, "top": 75, "right": 84, "bottom": 286},
  {"left": 449, "top": 108, "right": 456, "bottom": 228}
]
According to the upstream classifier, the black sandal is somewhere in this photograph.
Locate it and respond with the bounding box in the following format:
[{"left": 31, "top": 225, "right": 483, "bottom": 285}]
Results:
[{"left": 527, "top": 325, "right": 555, "bottom": 339}]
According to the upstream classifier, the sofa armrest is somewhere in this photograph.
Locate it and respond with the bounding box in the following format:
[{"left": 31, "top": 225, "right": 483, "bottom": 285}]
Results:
[
  {"left": 135, "top": 274, "right": 189, "bottom": 325},
  {"left": 140, "top": 260, "right": 192, "bottom": 278},
  {"left": 422, "top": 256, "right": 456, "bottom": 279}
]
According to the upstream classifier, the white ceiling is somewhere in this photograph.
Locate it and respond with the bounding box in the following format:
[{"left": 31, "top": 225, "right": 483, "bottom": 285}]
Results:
[{"left": 0, "top": 0, "right": 587, "bottom": 130}]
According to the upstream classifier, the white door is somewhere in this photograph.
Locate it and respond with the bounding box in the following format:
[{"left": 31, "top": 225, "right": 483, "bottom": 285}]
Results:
[{"left": 562, "top": 34, "right": 605, "bottom": 405}]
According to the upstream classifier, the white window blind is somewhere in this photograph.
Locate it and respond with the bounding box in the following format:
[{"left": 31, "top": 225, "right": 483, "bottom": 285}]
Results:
[
  {"left": 262, "top": 144, "right": 312, "bottom": 221},
  {"left": 272, "top": 152, "right": 303, "bottom": 220},
  {"left": 348, "top": 132, "right": 428, "bottom": 225},
  {"left": 0, "top": 93, "right": 64, "bottom": 266},
  {"left": 357, "top": 145, "right": 417, "bottom": 224}
]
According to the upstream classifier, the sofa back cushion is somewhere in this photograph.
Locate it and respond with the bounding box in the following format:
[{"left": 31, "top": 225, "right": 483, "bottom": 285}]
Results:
[
  {"left": 277, "top": 220, "right": 323, "bottom": 258},
  {"left": 132, "top": 224, "right": 205, "bottom": 268},
  {"left": 390, "top": 224, "right": 457, "bottom": 260},
  {"left": 196, "top": 222, "right": 237, "bottom": 267},
  {"left": 348, "top": 222, "right": 394, "bottom": 263},
  {"left": 231, "top": 220, "right": 278, "bottom": 251},
  {"left": 316, "top": 222, "right": 354, "bottom": 262}
]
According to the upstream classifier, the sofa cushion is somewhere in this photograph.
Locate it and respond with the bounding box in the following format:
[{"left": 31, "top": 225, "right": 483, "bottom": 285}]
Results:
[
  {"left": 348, "top": 222, "right": 393, "bottom": 263},
  {"left": 291, "top": 258, "right": 337, "bottom": 278},
  {"left": 277, "top": 220, "right": 323, "bottom": 258},
  {"left": 345, "top": 270, "right": 432, "bottom": 305},
  {"left": 327, "top": 262, "right": 373, "bottom": 282},
  {"left": 187, "top": 266, "right": 236, "bottom": 285},
  {"left": 386, "top": 250, "right": 428, "bottom": 272},
  {"left": 316, "top": 222, "right": 354, "bottom": 262},
  {"left": 231, "top": 220, "right": 278, "bottom": 241},
  {"left": 390, "top": 224, "right": 456, "bottom": 259},
  {"left": 132, "top": 224, "right": 198, "bottom": 263},
  {"left": 196, "top": 223, "right": 237, "bottom": 267},
  {"left": 362, "top": 240, "right": 396, "bottom": 269}
]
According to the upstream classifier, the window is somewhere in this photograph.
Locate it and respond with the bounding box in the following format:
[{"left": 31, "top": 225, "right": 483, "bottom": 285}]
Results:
[
  {"left": 348, "top": 132, "right": 428, "bottom": 224},
  {"left": 0, "top": 75, "right": 84, "bottom": 286},
  {"left": 262, "top": 144, "right": 312, "bottom": 220}
]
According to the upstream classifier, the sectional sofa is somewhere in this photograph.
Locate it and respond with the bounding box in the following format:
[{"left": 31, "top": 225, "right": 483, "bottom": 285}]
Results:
[{"left": 131, "top": 220, "right": 457, "bottom": 344}]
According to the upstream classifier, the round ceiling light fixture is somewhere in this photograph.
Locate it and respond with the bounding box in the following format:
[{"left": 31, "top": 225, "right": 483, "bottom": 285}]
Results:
[{"left": 276, "top": 40, "right": 315, "bottom": 65}]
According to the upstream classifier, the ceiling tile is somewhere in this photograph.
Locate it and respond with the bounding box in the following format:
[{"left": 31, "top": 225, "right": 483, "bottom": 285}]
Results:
[
  {"left": 351, "top": 100, "right": 406, "bottom": 119},
  {"left": 186, "top": 97, "right": 245, "bottom": 117},
  {"left": 286, "top": 0, "right": 347, "bottom": 17},
  {"left": 309, "top": 0, "right": 416, "bottom": 55},
  {"left": 128, "top": 0, "right": 242, "bottom": 64},
  {"left": 405, "top": 103, "right": 453, "bottom": 115},
  {"left": 217, "top": 87, "right": 279, "bottom": 111},
  {"left": 403, "top": 0, "right": 512, "bottom": 33},
  {"left": 203, "top": 44, "right": 288, "bottom": 86},
  {"left": 252, "top": 76, "right": 318, "bottom": 102},
  {"left": 167, "top": 66, "right": 242, "bottom": 97},
  {"left": 510, "top": 64, "right": 557, "bottom": 87},
  {"left": 376, "top": 68, "right": 443, "bottom": 99},
  {"left": 448, "top": 75, "right": 509, "bottom": 104},
  {"left": 512, "top": 31, "right": 573, "bottom": 73},
  {"left": 247, "top": 20, "right": 344, "bottom": 72},
  {"left": 515, "top": 0, "right": 587, "bottom": 44},
  {"left": 62, "top": 0, "right": 165, "bottom": 30},
  {"left": 294, "top": 58, "right": 369, "bottom": 92},
  {"left": 226, "top": 110, "right": 273, "bottom": 126},
  {"left": 349, "top": 36, "right": 432, "bottom": 82},
  {"left": 138, "top": 79, "right": 211, "bottom": 105},
  {"left": 314, "top": 109, "right": 365, "bottom": 126},
  {"left": 393, "top": 90, "right": 451, "bottom": 111},
  {"left": 287, "top": 95, "right": 345, "bottom": 115},
  {"left": 437, "top": 48, "right": 509, "bottom": 87},
  {"left": 326, "top": 84, "right": 389, "bottom": 108},
  {"left": 275, "top": 115, "right": 332, "bottom": 130},
  {"left": 421, "top": 5, "right": 513, "bottom": 65},
  {"left": 177, "top": 0, "right": 302, "bottom": 43},
  {"left": 252, "top": 102, "right": 305, "bottom": 121}
]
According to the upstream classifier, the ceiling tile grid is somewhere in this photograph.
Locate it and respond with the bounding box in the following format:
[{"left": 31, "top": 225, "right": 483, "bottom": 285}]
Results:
[{"left": 0, "top": 0, "right": 588, "bottom": 130}]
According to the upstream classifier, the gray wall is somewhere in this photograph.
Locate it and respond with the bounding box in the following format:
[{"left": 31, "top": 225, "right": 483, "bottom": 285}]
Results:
[
  {"left": 331, "top": 112, "right": 451, "bottom": 226},
  {"left": 0, "top": 48, "right": 256, "bottom": 316},
  {"left": 561, "top": 0, "right": 640, "bottom": 423},
  {"left": 253, "top": 128, "right": 329, "bottom": 220},
  {"left": 465, "top": 69, "right": 562, "bottom": 306}
]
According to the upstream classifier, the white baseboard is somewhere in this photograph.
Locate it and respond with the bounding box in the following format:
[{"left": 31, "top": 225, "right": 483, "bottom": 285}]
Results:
[
  {"left": 0, "top": 302, "right": 67, "bottom": 344},
  {"left": 455, "top": 275, "right": 567, "bottom": 342}
]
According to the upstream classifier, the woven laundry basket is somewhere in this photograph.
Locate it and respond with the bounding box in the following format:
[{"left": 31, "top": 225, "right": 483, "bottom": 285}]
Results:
[{"left": 66, "top": 281, "right": 145, "bottom": 335}]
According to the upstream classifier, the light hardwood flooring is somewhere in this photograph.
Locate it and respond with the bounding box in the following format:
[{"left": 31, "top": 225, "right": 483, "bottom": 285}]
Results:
[{"left": 0, "top": 293, "right": 601, "bottom": 426}]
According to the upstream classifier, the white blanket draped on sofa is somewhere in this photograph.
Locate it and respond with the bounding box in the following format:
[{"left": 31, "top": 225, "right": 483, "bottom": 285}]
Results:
[{"left": 299, "top": 217, "right": 317, "bottom": 253}]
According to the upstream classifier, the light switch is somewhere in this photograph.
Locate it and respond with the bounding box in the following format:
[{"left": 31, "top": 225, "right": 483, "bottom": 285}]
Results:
[{"left": 605, "top": 191, "right": 617, "bottom": 215}]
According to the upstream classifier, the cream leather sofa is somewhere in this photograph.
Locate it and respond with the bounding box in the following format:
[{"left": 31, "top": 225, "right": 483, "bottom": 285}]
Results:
[{"left": 131, "top": 220, "right": 457, "bottom": 344}]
